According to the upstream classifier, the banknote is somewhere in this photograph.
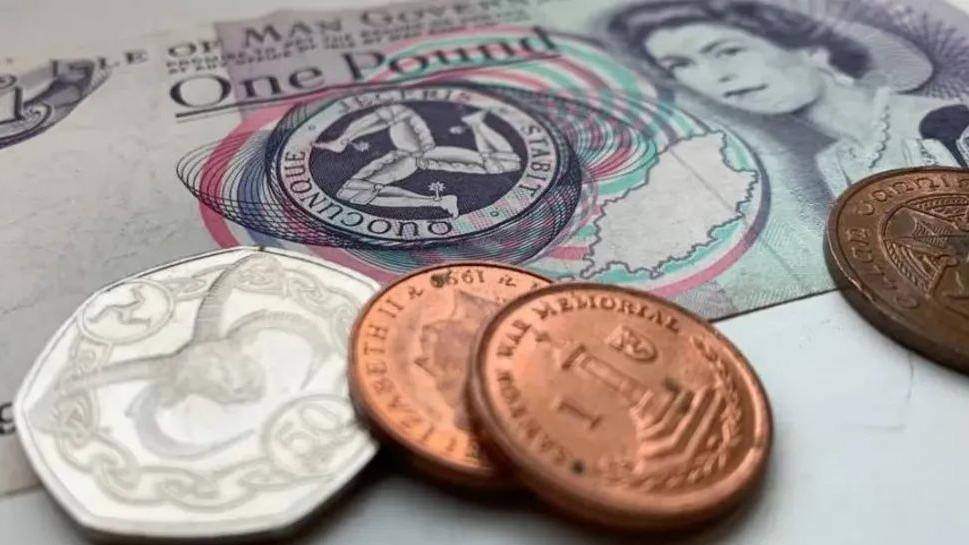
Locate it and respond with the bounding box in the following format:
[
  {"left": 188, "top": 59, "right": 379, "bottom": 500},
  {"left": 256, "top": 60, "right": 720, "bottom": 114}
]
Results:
[{"left": 4, "top": 0, "right": 969, "bottom": 494}]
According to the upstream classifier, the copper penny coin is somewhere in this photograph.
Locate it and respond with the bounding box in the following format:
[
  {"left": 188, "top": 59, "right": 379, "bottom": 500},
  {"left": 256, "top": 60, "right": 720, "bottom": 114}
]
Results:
[
  {"left": 469, "top": 283, "right": 772, "bottom": 530},
  {"left": 826, "top": 167, "right": 969, "bottom": 371},
  {"left": 350, "top": 262, "right": 551, "bottom": 487}
]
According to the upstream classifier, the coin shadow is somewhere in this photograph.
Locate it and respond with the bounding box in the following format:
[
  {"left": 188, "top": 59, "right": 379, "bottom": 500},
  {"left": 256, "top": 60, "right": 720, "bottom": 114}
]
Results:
[
  {"left": 57, "top": 446, "right": 769, "bottom": 544},
  {"left": 291, "top": 449, "right": 549, "bottom": 542},
  {"left": 553, "top": 481, "right": 769, "bottom": 545},
  {"left": 298, "top": 449, "right": 767, "bottom": 545},
  {"left": 517, "top": 454, "right": 775, "bottom": 545}
]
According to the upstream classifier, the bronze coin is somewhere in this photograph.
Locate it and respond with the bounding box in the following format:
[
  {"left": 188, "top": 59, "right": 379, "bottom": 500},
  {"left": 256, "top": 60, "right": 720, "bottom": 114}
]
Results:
[
  {"left": 826, "top": 167, "right": 969, "bottom": 371},
  {"left": 349, "top": 262, "right": 551, "bottom": 488},
  {"left": 468, "top": 283, "right": 772, "bottom": 530}
]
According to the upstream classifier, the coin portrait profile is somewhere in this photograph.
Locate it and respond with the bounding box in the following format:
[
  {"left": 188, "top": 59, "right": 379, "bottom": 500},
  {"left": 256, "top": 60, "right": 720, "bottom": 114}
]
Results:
[
  {"left": 605, "top": 0, "right": 969, "bottom": 195},
  {"left": 348, "top": 262, "right": 550, "bottom": 487},
  {"left": 413, "top": 289, "right": 501, "bottom": 432}
]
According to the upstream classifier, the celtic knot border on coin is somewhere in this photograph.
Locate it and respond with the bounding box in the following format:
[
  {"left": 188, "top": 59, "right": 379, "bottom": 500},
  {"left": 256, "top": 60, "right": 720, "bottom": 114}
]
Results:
[{"left": 43, "top": 261, "right": 364, "bottom": 510}]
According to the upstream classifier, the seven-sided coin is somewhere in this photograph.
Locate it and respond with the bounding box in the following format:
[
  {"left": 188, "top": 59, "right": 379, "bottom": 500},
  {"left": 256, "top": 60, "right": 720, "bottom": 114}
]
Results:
[{"left": 15, "top": 246, "right": 379, "bottom": 540}]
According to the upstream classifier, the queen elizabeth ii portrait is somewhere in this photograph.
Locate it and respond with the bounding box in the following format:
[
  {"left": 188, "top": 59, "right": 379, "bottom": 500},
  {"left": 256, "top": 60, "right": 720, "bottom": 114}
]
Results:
[{"left": 604, "top": 0, "right": 969, "bottom": 196}]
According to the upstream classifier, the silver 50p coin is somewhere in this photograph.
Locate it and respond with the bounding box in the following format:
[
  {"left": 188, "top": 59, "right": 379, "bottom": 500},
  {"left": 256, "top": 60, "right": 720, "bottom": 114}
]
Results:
[{"left": 15, "top": 247, "right": 379, "bottom": 540}]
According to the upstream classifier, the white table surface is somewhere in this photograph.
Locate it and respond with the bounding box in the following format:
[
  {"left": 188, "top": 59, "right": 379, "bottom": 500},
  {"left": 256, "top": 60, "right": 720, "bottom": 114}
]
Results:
[{"left": 1, "top": 1, "right": 968, "bottom": 543}]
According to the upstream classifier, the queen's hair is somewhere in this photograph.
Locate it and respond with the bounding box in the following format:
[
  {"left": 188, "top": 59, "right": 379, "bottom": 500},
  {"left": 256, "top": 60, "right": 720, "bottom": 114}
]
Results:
[{"left": 607, "top": 0, "right": 871, "bottom": 79}]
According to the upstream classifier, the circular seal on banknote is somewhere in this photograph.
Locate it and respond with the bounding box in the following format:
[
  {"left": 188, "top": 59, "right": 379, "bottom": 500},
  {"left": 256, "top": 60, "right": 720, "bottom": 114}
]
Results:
[
  {"left": 267, "top": 84, "right": 580, "bottom": 250},
  {"left": 469, "top": 283, "right": 772, "bottom": 530},
  {"left": 349, "top": 262, "right": 550, "bottom": 488},
  {"left": 14, "top": 246, "right": 379, "bottom": 540},
  {"left": 826, "top": 167, "right": 969, "bottom": 371}
]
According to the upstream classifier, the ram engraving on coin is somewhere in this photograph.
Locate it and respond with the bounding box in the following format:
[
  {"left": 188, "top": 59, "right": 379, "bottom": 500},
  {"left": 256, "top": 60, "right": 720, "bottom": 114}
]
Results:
[{"left": 14, "top": 247, "right": 378, "bottom": 539}]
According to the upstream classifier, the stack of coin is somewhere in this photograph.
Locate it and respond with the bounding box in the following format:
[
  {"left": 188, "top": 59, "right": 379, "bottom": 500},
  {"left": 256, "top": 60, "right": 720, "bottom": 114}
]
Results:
[
  {"left": 825, "top": 167, "right": 969, "bottom": 372},
  {"left": 348, "top": 262, "right": 773, "bottom": 531},
  {"left": 14, "top": 252, "right": 773, "bottom": 540}
]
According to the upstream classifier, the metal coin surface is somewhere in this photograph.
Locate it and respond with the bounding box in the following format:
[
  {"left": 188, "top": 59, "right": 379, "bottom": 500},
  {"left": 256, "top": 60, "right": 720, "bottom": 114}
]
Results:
[
  {"left": 469, "top": 283, "right": 771, "bottom": 530},
  {"left": 826, "top": 167, "right": 969, "bottom": 371},
  {"left": 15, "top": 246, "right": 379, "bottom": 540},
  {"left": 350, "top": 262, "right": 550, "bottom": 487}
]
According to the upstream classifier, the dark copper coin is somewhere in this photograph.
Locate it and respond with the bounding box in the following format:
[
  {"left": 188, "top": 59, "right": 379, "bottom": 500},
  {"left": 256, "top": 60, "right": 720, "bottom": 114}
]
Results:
[
  {"left": 349, "top": 262, "right": 550, "bottom": 488},
  {"left": 469, "top": 283, "right": 772, "bottom": 530},
  {"left": 826, "top": 167, "right": 969, "bottom": 371}
]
